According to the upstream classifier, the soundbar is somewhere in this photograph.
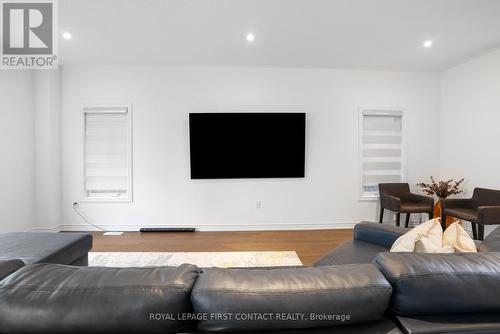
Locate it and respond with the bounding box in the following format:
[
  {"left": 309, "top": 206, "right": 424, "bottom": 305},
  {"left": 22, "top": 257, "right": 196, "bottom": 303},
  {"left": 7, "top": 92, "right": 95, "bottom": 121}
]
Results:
[{"left": 139, "top": 227, "right": 196, "bottom": 233}]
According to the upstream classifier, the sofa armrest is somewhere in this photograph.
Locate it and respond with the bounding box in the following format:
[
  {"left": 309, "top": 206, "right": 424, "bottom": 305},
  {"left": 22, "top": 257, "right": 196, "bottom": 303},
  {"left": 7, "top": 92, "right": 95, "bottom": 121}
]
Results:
[
  {"left": 395, "top": 314, "right": 500, "bottom": 334},
  {"left": 373, "top": 252, "right": 500, "bottom": 316},
  {"left": 0, "top": 260, "right": 24, "bottom": 281},
  {"left": 479, "top": 226, "right": 500, "bottom": 252},
  {"left": 408, "top": 194, "right": 434, "bottom": 207},
  {"left": 380, "top": 194, "right": 402, "bottom": 212},
  {"left": 478, "top": 206, "right": 500, "bottom": 225},
  {"left": 354, "top": 222, "right": 409, "bottom": 248},
  {"left": 442, "top": 198, "right": 474, "bottom": 210}
]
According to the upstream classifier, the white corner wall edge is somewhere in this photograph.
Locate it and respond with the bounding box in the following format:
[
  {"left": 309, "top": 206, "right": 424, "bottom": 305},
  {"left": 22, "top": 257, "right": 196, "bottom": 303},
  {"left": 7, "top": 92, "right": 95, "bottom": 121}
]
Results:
[{"left": 29, "top": 222, "right": 357, "bottom": 233}]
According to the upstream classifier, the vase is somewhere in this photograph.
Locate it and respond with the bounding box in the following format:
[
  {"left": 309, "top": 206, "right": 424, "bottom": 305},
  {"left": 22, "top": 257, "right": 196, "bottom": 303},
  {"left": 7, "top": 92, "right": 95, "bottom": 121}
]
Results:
[{"left": 433, "top": 198, "right": 457, "bottom": 228}]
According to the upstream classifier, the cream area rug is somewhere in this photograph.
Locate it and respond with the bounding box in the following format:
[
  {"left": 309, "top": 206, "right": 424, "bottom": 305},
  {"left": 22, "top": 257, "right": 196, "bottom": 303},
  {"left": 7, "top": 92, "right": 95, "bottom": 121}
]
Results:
[{"left": 88, "top": 251, "right": 302, "bottom": 268}]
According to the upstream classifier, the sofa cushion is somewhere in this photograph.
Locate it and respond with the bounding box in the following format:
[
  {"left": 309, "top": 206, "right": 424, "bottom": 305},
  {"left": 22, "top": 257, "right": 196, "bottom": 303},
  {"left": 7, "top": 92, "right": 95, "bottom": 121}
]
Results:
[
  {"left": 373, "top": 252, "right": 500, "bottom": 316},
  {"left": 479, "top": 226, "right": 500, "bottom": 252},
  {"left": 314, "top": 240, "right": 389, "bottom": 266},
  {"left": 0, "top": 232, "right": 92, "bottom": 265},
  {"left": 0, "top": 260, "right": 24, "bottom": 281},
  {"left": 0, "top": 263, "right": 199, "bottom": 333},
  {"left": 191, "top": 264, "right": 392, "bottom": 332}
]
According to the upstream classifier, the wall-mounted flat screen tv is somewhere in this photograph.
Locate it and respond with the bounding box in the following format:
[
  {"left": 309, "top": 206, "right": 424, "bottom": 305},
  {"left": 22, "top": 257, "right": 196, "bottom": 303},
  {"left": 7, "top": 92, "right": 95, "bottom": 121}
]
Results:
[{"left": 189, "top": 113, "right": 306, "bottom": 179}]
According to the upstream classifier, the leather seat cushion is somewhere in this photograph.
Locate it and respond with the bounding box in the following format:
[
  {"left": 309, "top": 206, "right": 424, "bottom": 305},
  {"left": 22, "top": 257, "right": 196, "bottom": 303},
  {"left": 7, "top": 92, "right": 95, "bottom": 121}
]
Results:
[
  {"left": 0, "top": 263, "right": 199, "bottom": 333},
  {"left": 400, "top": 202, "right": 433, "bottom": 213},
  {"left": 314, "top": 240, "right": 389, "bottom": 266},
  {"left": 0, "top": 232, "right": 92, "bottom": 265},
  {"left": 445, "top": 208, "right": 479, "bottom": 222},
  {"left": 191, "top": 264, "right": 392, "bottom": 332}
]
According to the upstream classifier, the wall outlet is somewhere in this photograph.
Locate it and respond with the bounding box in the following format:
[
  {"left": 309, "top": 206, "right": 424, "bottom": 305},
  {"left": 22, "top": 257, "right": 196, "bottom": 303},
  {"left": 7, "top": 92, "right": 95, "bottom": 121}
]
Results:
[{"left": 256, "top": 200, "right": 262, "bottom": 209}]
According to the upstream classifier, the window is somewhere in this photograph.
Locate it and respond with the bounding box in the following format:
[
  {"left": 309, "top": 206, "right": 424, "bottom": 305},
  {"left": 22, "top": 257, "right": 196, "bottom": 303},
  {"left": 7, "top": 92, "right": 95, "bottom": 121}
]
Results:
[
  {"left": 82, "top": 105, "right": 132, "bottom": 201},
  {"left": 359, "top": 108, "right": 404, "bottom": 199}
]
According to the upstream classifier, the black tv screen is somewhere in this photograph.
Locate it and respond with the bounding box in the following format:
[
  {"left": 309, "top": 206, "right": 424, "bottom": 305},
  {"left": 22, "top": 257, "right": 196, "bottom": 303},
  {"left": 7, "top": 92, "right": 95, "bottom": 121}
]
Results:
[{"left": 189, "top": 113, "right": 306, "bottom": 179}]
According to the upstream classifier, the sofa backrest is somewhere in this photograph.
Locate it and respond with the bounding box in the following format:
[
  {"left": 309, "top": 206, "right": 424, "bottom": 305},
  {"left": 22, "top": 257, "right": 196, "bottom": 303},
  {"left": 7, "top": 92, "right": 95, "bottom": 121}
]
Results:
[
  {"left": 0, "top": 263, "right": 200, "bottom": 333},
  {"left": 354, "top": 222, "right": 408, "bottom": 248},
  {"left": 191, "top": 264, "right": 392, "bottom": 332},
  {"left": 373, "top": 252, "right": 500, "bottom": 316},
  {"left": 473, "top": 187, "right": 500, "bottom": 207}
]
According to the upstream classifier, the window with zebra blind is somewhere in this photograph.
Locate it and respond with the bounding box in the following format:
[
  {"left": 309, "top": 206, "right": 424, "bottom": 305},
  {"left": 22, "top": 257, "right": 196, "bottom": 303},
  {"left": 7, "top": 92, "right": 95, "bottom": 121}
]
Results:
[
  {"left": 359, "top": 108, "right": 405, "bottom": 200},
  {"left": 82, "top": 105, "right": 132, "bottom": 201}
]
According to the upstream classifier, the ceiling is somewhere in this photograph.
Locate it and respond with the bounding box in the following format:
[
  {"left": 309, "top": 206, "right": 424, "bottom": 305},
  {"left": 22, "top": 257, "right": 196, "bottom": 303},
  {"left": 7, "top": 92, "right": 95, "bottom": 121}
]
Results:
[{"left": 59, "top": 0, "right": 500, "bottom": 71}]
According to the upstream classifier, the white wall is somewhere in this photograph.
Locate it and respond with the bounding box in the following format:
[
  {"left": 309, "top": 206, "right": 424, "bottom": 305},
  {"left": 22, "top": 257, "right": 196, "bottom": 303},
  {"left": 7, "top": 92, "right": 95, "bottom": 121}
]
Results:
[
  {"left": 33, "top": 71, "right": 62, "bottom": 231},
  {"left": 4, "top": 51, "right": 500, "bottom": 233},
  {"left": 440, "top": 48, "right": 500, "bottom": 235},
  {"left": 0, "top": 71, "right": 36, "bottom": 232},
  {"left": 59, "top": 66, "right": 440, "bottom": 231}
]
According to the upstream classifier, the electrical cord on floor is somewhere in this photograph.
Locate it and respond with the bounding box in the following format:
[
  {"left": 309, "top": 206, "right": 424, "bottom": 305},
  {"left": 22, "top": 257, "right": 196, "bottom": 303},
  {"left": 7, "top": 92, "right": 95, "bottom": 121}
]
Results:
[{"left": 72, "top": 202, "right": 106, "bottom": 231}]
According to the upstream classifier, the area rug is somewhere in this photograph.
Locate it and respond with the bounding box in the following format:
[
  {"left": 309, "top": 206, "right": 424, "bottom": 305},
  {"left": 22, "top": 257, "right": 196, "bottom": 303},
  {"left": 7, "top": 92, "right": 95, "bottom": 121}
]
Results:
[{"left": 88, "top": 251, "right": 302, "bottom": 268}]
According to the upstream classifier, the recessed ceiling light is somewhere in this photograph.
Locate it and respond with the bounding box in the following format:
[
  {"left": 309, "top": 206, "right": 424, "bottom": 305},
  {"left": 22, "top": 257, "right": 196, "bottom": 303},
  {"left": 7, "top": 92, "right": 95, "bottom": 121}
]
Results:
[
  {"left": 62, "top": 32, "right": 72, "bottom": 40},
  {"left": 246, "top": 33, "right": 255, "bottom": 43},
  {"left": 423, "top": 40, "right": 433, "bottom": 48}
]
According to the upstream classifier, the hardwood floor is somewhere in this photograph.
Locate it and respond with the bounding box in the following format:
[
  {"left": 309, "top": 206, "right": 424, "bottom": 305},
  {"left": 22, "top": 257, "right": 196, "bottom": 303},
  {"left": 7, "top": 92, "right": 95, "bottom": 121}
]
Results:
[{"left": 91, "top": 229, "right": 353, "bottom": 266}]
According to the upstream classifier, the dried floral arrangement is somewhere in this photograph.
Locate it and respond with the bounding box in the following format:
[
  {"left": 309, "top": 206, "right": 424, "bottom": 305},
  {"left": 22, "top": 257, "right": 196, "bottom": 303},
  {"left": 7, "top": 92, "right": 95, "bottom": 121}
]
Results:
[{"left": 417, "top": 176, "right": 465, "bottom": 199}]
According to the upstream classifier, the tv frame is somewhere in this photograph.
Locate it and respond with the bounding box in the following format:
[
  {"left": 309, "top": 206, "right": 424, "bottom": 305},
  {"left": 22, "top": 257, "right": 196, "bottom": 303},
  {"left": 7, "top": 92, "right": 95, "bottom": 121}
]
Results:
[{"left": 188, "top": 112, "right": 306, "bottom": 180}]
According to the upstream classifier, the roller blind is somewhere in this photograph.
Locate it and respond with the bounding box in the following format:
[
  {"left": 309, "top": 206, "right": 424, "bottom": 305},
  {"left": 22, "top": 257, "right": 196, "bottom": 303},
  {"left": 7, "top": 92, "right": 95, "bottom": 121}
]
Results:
[
  {"left": 361, "top": 110, "right": 403, "bottom": 198},
  {"left": 83, "top": 107, "right": 131, "bottom": 200}
]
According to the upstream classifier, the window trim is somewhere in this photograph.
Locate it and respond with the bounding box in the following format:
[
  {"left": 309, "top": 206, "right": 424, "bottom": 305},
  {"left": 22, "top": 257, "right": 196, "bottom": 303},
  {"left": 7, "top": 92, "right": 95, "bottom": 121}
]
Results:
[
  {"left": 358, "top": 107, "right": 407, "bottom": 201},
  {"left": 80, "top": 103, "right": 133, "bottom": 203}
]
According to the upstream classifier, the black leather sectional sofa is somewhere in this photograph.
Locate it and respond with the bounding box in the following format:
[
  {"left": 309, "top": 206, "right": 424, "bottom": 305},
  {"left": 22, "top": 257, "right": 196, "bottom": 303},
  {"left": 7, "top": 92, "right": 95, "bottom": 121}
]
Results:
[{"left": 1, "top": 222, "right": 500, "bottom": 333}]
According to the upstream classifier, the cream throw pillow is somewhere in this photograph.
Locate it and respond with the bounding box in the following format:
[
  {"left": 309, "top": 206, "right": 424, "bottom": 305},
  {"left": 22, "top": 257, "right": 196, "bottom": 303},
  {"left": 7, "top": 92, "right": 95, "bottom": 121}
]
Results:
[
  {"left": 390, "top": 218, "right": 444, "bottom": 253},
  {"left": 417, "top": 236, "right": 455, "bottom": 253},
  {"left": 443, "top": 222, "right": 478, "bottom": 253}
]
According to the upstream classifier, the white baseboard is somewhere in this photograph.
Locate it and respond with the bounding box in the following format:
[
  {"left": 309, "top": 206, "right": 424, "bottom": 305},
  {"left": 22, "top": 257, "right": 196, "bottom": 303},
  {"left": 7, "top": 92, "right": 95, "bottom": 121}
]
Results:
[
  {"left": 54, "top": 222, "right": 357, "bottom": 232},
  {"left": 26, "top": 225, "right": 62, "bottom": 233}
]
